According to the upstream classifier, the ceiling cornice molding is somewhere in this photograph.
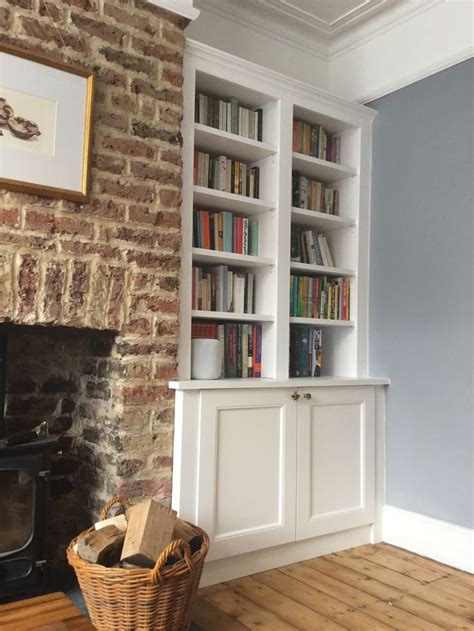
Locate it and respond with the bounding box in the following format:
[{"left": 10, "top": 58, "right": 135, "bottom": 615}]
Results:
[
  {"left": 354, "top": 45, "right": 474, "bottom": 103},
  {"left": 194, "top": 0, "right": 330, "bottom": 60},
  {"left": 329, "top": 0, "right": 443, "bottom": 57},
  {"left": 257, "top": 0, "right": 391, "bottom": 35},
  {"left": 186, "top": 38, "right": 377, "bottom": 124}
]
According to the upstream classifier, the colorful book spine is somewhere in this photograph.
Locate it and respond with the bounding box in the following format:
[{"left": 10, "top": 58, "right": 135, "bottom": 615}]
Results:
[{"left": 289, "top": 275, "right": 350, "bottom": 320}]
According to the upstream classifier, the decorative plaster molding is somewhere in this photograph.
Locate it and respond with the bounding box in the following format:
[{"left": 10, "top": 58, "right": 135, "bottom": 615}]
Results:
[{"left": 356, "top": 46, "right": 474, "bottom": 103}]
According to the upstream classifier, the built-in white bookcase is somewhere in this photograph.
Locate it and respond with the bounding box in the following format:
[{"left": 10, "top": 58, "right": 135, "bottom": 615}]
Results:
[{"left": 178, "top": 40, "right": 376, "bottom": 382}]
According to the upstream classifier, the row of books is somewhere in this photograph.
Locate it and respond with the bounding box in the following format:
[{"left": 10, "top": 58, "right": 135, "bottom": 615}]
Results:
[
  {"left": 290, "top": 274, "right": 351, "bottom": 320},
  {"left": 191, "top": 321, "right": 262, "bottom": 378},
  {"left": 293, "top": 120, "right": 341, "bottom": 163},
  {"left": 291, "top": 229, "right": 334, "bottom": 267},
  {"left": 192, "top": 266, "right": 255, "bottom": 314},
  {"left": 193, "top": 209, "right": 258, "bottom": 256},
  {"left": 194, "top": 151, "right": 260, "bottom": 198},
  {"left": 292, "top": 173, "right": 339, "bottom": 214},
  {"left": 195, "top": 93, "right": 263, "bottom": 141},
  {"left": 289, "top": 327, "right": 322, "bottom": 378}
]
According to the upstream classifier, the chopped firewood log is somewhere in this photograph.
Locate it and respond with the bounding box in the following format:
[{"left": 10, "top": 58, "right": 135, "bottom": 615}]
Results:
[
  {"left": 94, "top": 514, "right": 128, "bottom": 532},
  {"left": 173, "top": 517, "right": 203, "bottom": 555},
  {"left": 77, "top": 525, "right": 125, "bottom": 566},
  {"left": 121, "top": 499, "right": 177, "bottom": 568}
]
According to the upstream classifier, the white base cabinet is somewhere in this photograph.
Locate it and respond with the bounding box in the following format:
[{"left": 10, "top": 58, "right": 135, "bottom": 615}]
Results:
[{"left": 172, "top": 381, "right": 385, "bottom": 574}]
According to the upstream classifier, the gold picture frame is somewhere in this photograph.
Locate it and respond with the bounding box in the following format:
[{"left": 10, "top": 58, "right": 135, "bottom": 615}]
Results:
[{"left": 0, "top": 43, "right": 94, "bottom": 202}]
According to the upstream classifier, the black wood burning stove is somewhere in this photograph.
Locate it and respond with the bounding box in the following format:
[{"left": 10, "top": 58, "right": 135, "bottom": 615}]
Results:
[
  {"left": 0, "top": 438, "right": 57, "bottom": 598},
  {"left": 0, "top": 333, "right": 57, "bottom": 599}
]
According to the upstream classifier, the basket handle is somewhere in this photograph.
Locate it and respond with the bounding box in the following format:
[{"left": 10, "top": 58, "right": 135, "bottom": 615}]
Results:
[
  {"left": 150, "top": 539, "right": 193, "bottom": 585},
  {"left": 100, "top": 496, "right": 131, "bottom": 521}
]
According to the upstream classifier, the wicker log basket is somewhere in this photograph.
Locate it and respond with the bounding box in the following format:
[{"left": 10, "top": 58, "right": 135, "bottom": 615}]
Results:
[{"left": 67, "top": 496, "right": 209, "bottom": 631}]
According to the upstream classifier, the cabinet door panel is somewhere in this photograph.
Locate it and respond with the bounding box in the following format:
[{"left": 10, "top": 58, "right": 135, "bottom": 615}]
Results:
[
  {"left": 198, "top": 389, "right": 297, "bottom": 561},
  {"left": 297, "top": 386, "right": 375, "bottom": 540}
]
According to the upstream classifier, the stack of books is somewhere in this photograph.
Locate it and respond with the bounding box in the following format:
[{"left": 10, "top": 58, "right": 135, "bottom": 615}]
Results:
[
  {"left": 289, "top": 327, "right": 322, "bottom": 377},
  {"left": 291, "top": 228, "right": 334, "bottom": 266},
  {"left": 292, "top": 120, "right": 341, "bottom": 163},
  {"left": 194, "top": 151, "right": 260, "bottom": 198},
  {"left": 192, "top": 321, "right": 262, "bottom": 378},
  {"left": 195, "top": 93, "right": 263, "bottom": 141},
  {"left": 193, "top": 209, "right": 258, "bottom": 255},
  {"left": 290, "top": 275, "right": 351, "bottom": 320},
  {"left": 192, "top": 266, "right": 255, "bottom": 314},
  {"left": 292, "top": 173, "right": 339, "bottom": 214}
]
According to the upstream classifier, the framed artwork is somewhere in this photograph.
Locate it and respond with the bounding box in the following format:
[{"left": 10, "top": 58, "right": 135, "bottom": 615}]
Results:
[{"left": 0, "top": 43, "right": 94, "bottom": 202}]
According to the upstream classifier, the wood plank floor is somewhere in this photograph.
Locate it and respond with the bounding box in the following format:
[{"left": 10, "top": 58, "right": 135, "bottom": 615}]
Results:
[{"left": 193, "top": 543, "right": 474, "bottom": 630}]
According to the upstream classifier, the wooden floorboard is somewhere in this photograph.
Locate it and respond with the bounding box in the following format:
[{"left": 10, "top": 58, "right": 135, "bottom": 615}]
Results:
[{"left": 193, "top": 543, "right": 474, "bottom": 630}]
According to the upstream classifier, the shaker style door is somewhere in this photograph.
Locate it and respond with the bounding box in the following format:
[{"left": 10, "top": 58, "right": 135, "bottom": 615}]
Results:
[
  {"left": 197, "top": 388, "right": 297, "bottom": 561},
  {"left": 296, "top": 386, "right": 375, "bottom": 540}
]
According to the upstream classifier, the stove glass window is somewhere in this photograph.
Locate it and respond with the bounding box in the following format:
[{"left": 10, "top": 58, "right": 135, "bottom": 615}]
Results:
[{"left": 0, "top": 470, "right": 35, "bottom": 556}]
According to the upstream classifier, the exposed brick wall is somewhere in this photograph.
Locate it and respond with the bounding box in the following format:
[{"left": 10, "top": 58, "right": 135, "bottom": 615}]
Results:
[{"left": 0, "top": 0, "right": 187, "bottom": 551}]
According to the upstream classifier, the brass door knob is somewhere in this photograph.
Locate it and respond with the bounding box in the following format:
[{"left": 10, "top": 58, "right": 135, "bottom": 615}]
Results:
[
  {"left": 291, "top": 391, "right": 300, "bottom": 400},
  {"left": 303, "top": 393, "right": 312, "bottom": 400}
]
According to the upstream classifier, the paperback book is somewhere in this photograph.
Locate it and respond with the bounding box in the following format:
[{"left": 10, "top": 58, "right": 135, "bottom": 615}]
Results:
[
  {"left": 192, "top": 266, "right": 255, "bottom": 314},
  {"left": 292, "top": 173, "right": 339, "bottom": 214},
  {"left": 292, "top": 120, "right": 341, "bottom": 164},
  {"left": 290, "top": 274, "right": 350, "bottom": 320},
  {"left": 195, "top": 93, "right": 263, "bottom": 142},
  {"left": 194, "top": 151, "right": 260, "bottom": 198},
  {"left": 193, "top": 209, "right": 258, "bottom": 256}
]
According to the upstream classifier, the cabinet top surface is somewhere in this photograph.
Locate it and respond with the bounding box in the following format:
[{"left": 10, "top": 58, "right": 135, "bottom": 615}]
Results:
[{"left": 169, "top": 377, "right": 390, "bottom": 391}]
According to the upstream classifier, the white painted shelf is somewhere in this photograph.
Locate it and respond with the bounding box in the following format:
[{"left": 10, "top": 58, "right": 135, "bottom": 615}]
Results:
[
  {"left": 290, "top": 262, "right": 355, "bottom": 277},
  {"left": 193, "top": 186, "right": 275, "bottom": 214},
  {"left": 291, "top": 207, "right": 355, "bottom": 231},
  {"left": 289, "top": 317, "right": 354, "bottom": 327},
  {"left": 192, "top": 310, "right": 274, "bottom": 322},
  {"left": 194, "top": 123, "right": 276, "bottom": 162},
  {"left": 292, "top": 152, "right": 357, "bottom": 183},
  {"left": 170, "top": 376, "right": 390, "bottom": 390},
  {"left": 192, "top": 248, "right": 274, "bottom": 268}
]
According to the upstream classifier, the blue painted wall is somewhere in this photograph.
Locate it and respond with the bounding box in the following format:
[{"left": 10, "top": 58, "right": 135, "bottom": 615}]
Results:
[{"left": 369, "top": 59, "right": 473, "bottom": 529}]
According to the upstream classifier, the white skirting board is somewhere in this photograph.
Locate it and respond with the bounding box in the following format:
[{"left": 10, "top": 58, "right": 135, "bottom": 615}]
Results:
[
  {"left": 201, "top": 525, "right": 373, "bottom": 587},
  {"left": 383, "top": 505, "right": 474, "bottom": 574}
]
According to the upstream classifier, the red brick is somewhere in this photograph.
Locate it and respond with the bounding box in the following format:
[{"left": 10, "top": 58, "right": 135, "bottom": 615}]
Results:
[
  {"left": 130, "top": 161, "right": 181, "bottom": 185},
  {"left": 161, "top": 67, "right": 183, "bottom": 87},
  {"left": 98, "top": 179, "right": 155, "bottom": 203},
  {"left": 161, "top": 149, "right": 182, "bottom": 167},
  {"left": 0, "top": 6, "right": 11, "bottom": 27},
  {"left": 100, "top": 136, "right": 155, "bottom": 159},
  {"left": 159, "top": 188, "right": 181, "bottom": 208},
  {"left": 124, "top": 359, "right": 152, "bottom": 378},
  {"left": 156, "top": 211, "right": 180, "bottom": 230},
  {"left": 162, "top": 27, "right": 184, "bottom": 48},
  {"left": 104, "top": 2, "right": 157, "bottom": 34},
  {"left": 155, "top": 318, "right": 179, "bottom": 336},
  {"left": 124, "top": 317, "right": 152, "bottom": 336},
  {"left": 54, "top": 216, "right": 93, "bottom": 238},
  {"left": 146, "top": 297, "right": 179, "bottom": 314},
  {"left": 43, "top": 261, "right": 65, "bottom": 322},
  {"left": 71, "top": 13, "right": 125, "bottom": 45},
  {"left": 131, "top": 37, "right": 183, "bottom": 65},
  {"left": 159, "top": 105, "right": 182, "bottom": 126},
  {"left": 94, "top": 110, "right": 129, "bottom": 132},
  {"left": 92, "top": 153, "right": 126, "bottom": 175},
  {"left": 0, "top": 207, "right": 19, "bottom": 227},
  {"left": 128, "top": 205, "right": 157, "bottom": 225},
  {"left": 123, "top": 385, "right": 170, "bottom": 405},
  {"left": 6, "top": 0, "right": 33, "bottom": 8},
  {"left": 98, "top": 46, "right": 153, "bottom": 74},
  {"left": 111, "top": 92, "right": 137, "bottom": 113},
  {"left": 38, "top": 1, "right": 64, "bottom": 21},
  {"left": 126, "top": 251, "right": 179, "bottom": 271},
  {"left": 154, "top": 363, "right": 176, "bottom": 380},
  {"left": 21, "top": 17, "right": 85, "bottom": 52},
  {"left": 116, "top": 476, "right": 171, "bottom": 501},
  {"left": 18, "top": 255, "right": 38, "bottom": 319},
  {"left": 66, "top": 260, "right": 88, "bottom": 320},
  {"left": 62, "top": 0, "right": 96, "bottom": 9},
  {"left": 131, "top": 79, "right": 182, "bottom": 106},
  {"left": 155, "top": 232, "right": 180, "bottom": 250}
]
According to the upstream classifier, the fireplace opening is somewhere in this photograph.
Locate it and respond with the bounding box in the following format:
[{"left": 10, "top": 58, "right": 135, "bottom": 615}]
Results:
[{"left": 0, "top": 324, "right": 122, "bottom": 597}]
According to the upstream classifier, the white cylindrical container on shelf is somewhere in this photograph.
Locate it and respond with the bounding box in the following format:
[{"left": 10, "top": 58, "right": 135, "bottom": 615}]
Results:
[{"left": 191, "top": 338, "right": 221, "bottom": 379}]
